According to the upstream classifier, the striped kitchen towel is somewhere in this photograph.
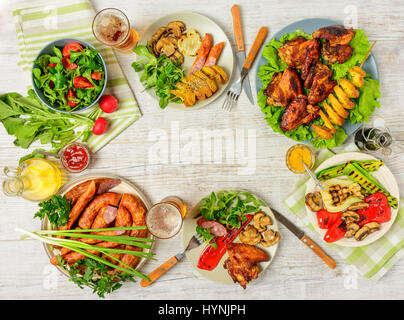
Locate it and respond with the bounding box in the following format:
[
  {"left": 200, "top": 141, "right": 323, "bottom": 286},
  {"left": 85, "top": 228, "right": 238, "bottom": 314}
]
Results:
[
  {"left": 283, "top": 145, "right": 404, "bottom": 281},
  {"left": 12, "top": 0, "right": 141, "bottom": 152}
]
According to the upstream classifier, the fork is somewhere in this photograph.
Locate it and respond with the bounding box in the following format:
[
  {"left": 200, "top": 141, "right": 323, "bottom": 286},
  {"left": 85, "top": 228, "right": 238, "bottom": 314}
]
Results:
[
  {"left": 140, "top": 233, "right": 204, "bottom": 287},
  {"left": 222, "top": 26, "right": 268, "bottom": 112}
]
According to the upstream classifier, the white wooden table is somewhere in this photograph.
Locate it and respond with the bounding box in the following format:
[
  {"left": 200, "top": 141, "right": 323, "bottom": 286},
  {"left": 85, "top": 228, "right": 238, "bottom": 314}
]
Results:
[{"left": 0, "top": 0, "right": 403, "bottom": 300}]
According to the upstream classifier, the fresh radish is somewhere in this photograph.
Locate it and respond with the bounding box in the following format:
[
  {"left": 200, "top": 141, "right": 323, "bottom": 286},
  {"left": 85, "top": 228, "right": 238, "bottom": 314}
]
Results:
[
  {"left": 99, "top": 95, "right": 119, "bottom": 113},
  {"left": 92, "top": 117, "right": 109, "bottom": 135}
]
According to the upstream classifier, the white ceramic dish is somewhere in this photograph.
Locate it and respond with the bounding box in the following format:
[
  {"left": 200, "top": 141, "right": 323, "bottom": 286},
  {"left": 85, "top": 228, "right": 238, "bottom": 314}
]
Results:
[
  {"left": 305, "top": 152, "right": 400, "bottom": 247},
  {"left": 42, "top": 174, "right": 153, "bottom": 277},
  {"left": 182, "top": 191, "right": 279, "bottom": 285},
  {"left": 137, "top": 11, "right": 234, "bottom": 110}
]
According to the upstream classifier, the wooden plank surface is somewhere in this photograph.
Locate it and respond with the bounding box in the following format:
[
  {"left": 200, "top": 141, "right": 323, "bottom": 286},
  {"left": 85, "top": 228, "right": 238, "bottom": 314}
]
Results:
[{"left": 0, "top": 0, "right": 403, "bottom": 299}]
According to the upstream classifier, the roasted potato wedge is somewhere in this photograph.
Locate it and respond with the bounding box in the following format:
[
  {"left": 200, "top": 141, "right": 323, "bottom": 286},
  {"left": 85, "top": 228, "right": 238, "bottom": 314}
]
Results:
[
  {"left": 349, "top": 66, "right": 365, "bottom": 88},
  {"left": 328, "top": 93, "right": 349, "bottom": 118},
  {"left": 334, "top": 86, "right": 355, "bottom": 109},
  {"left": 319, "top": 110, "right": 336, "bottom": 133},
  {"left": 170, "top": 89, "right": 196, "bottom": 107},
  {"left": 323, "top": 101, "right": 345, "bottom": 126},
  {"left": 210, "top": 65, "right": 228, "bottom": 84},
  {"left": 312, "top": 124, "right": 334, "bottom": 140},
  {"left": 339, "top": 79, "right": 359, "bottom": 98}
]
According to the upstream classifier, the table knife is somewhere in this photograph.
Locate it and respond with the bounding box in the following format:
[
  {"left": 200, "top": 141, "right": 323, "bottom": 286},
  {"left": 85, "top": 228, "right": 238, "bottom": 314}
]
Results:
[
  {"left": 231, "top": 4, "right": 254, "bottom": 105},
  {"left": 270, "top": 207, "right": 336, "bottom": 269}
]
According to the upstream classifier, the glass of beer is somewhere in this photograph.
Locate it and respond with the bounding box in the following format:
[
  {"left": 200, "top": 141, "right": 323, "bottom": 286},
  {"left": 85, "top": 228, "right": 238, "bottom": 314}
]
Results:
[
  {"left": 92, "top": 8, "right": 139, "bottom": 54},
  {"left": 146, "top": 196, "right": 187, "bottom": 239}
]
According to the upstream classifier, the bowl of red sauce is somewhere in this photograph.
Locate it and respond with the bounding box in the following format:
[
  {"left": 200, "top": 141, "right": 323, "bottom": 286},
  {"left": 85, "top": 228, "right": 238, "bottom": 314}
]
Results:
[{"left": 59, "top": 142, "right": 91, "bottom": 173}]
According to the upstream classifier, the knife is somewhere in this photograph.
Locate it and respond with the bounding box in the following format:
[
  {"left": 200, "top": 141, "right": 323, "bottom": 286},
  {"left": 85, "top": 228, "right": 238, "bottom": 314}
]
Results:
[
  {"left": 231, "top": 4, "right": 254, "bottom": 105},
  {"left": 270, "top": 207, "right": 336, "bottom": 269}
]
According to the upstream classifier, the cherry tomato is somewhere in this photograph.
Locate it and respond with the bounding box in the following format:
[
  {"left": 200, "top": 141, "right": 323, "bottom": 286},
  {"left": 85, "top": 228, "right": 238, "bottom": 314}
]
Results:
[
  {"left": 99, "top": 95, "right": 119, "bottom": 113},
  {"left": 92, "top": 117, "right": 109, "bottom": 135},
  {"left": 73, "top": 76, "right": 94, "bottom": 89},
  {"left": 66, "top": 89, "right": 78, "bottom": 107},
  {"left": 62, "top": 56, "right": 78, "bottom": 70},
  {"left": 48, "top": 62, "right": 57, "bottom": 68},
  {"left": 62, "top": 42, "right": 83, "bottom": 57},
  {"left": 91, "top": 72, "right": 102, "bottom": 80}
]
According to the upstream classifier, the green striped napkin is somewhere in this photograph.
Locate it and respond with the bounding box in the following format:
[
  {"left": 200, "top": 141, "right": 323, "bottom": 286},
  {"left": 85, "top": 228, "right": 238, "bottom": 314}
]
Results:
[
  {"left": 12, "top": 0, "right": 141, "bottom": 152},
  {"left": 283, "top": 144, "right": 404, "bottom": 281}
]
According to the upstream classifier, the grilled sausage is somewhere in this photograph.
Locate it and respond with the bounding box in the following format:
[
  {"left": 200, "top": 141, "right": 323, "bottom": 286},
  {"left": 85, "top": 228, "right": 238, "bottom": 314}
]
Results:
[
  {"left": 204, "top": 42, "right": 224, "bottom": 67},
  {"left": 78, "top": 192, "right": 121, "bottom": 229},
  {"left": 61, "top": 180, "right": 96, "bottom": 231},
  {"left": 65, "top": 178, "right": 121, "bottom": 205},
  {"left": 190, "top": 34, "right": 213, "bottom": 73}
]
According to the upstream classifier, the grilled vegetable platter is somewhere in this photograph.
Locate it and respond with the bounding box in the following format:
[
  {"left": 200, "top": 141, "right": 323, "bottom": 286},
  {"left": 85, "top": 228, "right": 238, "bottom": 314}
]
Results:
[
  {"left": 305, "top": 152, "right": 399, "bottom": 247},
  {"left": 256, "top": 18, "right": 380, "bottom": 149},
  {"left": 132, "top": 12, "right": 233, "bottom": 110},
  {"left": 16, "top": 175, "right": 154, "bottom": 298},
  {"left": 182, "top": 190, "right": 279, "bottom": 288}
]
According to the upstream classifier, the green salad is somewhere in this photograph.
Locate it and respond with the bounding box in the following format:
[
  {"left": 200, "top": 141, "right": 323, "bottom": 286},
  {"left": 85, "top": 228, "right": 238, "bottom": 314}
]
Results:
[
  {"left": 257, "top": 29, "right": 381, "bottom": 149},
  {"left": 33, "top": 42, "right": 105, "bottom": 112},
  {"left": 132, "top": 45, "right": 184, "bottom": 109}
]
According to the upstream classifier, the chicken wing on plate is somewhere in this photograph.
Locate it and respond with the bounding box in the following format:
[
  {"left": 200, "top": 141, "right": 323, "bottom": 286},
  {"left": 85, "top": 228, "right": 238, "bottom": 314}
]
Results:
[
  {"left": 312, "top": 25, "right": 355, "bottom": 46},
  {"left": 321, "top": 41, "right": 353, "bottom": 65},
  {"left": 280, "top": 96, "right": 320, "bottom": 131},
  {"left": 307, "top": 63, "right": 337, "bottom": 105},
  {"left": 277, "top": 37, "right": 320, "bottom": 80},
  {"left": 223, "top": 243, "right": 270, "bottom": 289},
  {"left": 265, "top": 68, "right": 303, "bottom": 107}
]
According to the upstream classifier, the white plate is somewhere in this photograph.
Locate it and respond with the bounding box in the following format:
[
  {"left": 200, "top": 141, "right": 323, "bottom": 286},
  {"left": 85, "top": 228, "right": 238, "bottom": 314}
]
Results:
[
  {"left": 305, "top": 152, "right": 400, "bottom": 247},
  {"left": 42, "top": 174, "right": 153, "bottom": 277},
  {"left": 137, "top": 11, "right": 234, "bottom": 110},
  {"left": 182, "top": 191, "right": 279, "bottom": 285}
]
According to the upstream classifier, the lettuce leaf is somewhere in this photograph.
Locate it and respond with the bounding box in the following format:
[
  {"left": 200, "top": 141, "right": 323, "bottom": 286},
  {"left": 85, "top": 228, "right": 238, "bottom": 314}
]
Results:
[
  {"left": 349, "top": 77, "right": 381, "bottom": 123},
  {"left": 330, "top": 29, "right": 371, "bottom": 79},
  {"left": 311, "top": 124, "right": 348, "bottom": 149}
]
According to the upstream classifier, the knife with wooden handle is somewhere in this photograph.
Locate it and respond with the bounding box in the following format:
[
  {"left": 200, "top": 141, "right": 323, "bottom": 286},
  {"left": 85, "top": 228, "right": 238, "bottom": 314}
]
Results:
[{"left": 270, "top": 207, "right": 336, "bottom": 269}]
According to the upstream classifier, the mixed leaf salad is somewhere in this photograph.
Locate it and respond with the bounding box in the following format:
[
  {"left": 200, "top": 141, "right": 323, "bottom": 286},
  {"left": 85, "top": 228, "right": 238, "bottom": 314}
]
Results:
[
  {"left": 33, "top": 42, "right": 105, "bottom": 112},
  {"left": 132, "top": 45, "right": 184, "bottom": 109},
  {"left": 257, "top": 28, "right": 381, "bottom": 149}
]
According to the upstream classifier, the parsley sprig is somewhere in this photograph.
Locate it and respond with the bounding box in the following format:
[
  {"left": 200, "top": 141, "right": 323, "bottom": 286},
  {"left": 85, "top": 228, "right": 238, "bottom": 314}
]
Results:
[{"left": 34, "top": 194, "right": 71, "bottom": 228}]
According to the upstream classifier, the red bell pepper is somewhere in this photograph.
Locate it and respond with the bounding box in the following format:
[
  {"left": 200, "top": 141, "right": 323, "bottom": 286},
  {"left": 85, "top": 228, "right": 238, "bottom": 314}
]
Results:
[
  {"left": 65, "top": 89, "right": 78, "bottom": 107},
  {"left": 91, "top": 72, "right": 102, "bottom": 80},
  {"left": 358, "top": 193, "right": 391, "bottom": 226},
  {"left": 324, "top": 218, "right": 346, "bottom": 243},
  {"left": 73, "top": 76, "right": 94, "bottom": 89},
  {"left": 317, "top": 209, "right": 342, "bottom": 229}
]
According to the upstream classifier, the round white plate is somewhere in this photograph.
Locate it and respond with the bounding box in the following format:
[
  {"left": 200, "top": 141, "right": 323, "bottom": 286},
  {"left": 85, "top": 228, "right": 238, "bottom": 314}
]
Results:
[
  {"left": 137, "top": 11, "right": 234, "bottom": 110},
  {"left": 182, "top": 191, "right": 279, "bottom": 285},
  {"left": 305, "top": 152, "right": 400, "bottom": 247},
  {"left": 42, "top": 174, "right": 153, "bottom": 277}
]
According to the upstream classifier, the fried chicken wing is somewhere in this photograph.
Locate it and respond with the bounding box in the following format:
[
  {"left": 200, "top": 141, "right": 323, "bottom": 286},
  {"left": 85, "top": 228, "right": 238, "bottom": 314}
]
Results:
[
  {"left": 280, "top": 96, "right": 320, "bottom": 131},
  {"left": 321, "top": 41, "right": 353, "bottom": 65},
  {"left": 313, "top": 25, "right": 355, "bottom": 46},
  {"left": 277, "top": 36, "right": 307, "bottom": 68},
  {"left": 307, "top": 64, "right": 337, "bottom": 105},
  {"left": 300, "top": 39, "right": 320, "bottom": 81},
  {"left": 223, "top": 243, "right": 270, "bottom": 289},
  {"left": 265, "top": 68, "right": 303, "bottom": 107}
]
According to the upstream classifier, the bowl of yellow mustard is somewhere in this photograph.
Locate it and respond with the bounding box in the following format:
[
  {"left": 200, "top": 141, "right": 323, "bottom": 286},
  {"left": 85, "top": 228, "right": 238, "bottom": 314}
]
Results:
[{"left": 285, "top": 144, "right": 315, "bottom": 174}]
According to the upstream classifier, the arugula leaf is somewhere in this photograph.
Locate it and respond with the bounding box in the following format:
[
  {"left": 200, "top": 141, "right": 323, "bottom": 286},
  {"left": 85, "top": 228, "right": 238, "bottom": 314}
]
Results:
[
  {"left": 34, "top": 194, "right": 72, "bottom": 228},
  {"left": 132, "top": 45, "right": 184, "bottom": 109},
  {"left": 196, "top": 226, "right": 217, "bottom": 249}
]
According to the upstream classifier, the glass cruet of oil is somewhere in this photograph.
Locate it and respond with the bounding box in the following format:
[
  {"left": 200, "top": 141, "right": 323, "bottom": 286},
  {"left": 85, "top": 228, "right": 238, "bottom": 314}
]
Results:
[{"left": 2, "top": 158, "right": 64, "bottom": 201}]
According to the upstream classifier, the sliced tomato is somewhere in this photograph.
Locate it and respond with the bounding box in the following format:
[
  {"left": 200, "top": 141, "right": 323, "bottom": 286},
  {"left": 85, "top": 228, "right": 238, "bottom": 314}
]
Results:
[
  {"left": 66, "top": 89, "right": 79, "bottom": 107},
  {"left": 48, "top": 63, "right": 57, "bottom": 68},
  {"left": 73, "top": 76, "right": 94, "bottom": 89},
  {"left": 62, "top": 42, "right": 83, "bottom": 57},
  {"left": 62, "top": 56, "right": 78, "bottom": 70},
  {"left": 49, "top": 80, "right": 55, "bottom": 90},
  {"left": 91, "top": 72, "right": 102, "bottom": 80}
]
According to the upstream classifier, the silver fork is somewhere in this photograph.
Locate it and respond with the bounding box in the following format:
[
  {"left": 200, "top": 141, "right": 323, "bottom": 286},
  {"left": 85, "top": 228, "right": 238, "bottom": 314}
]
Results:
[
  {"left": 222, "top": 26, "right": 268, "bottom": 112},
  {"left": 140, "top": 233, "right": 204, "bottom": 287}
]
